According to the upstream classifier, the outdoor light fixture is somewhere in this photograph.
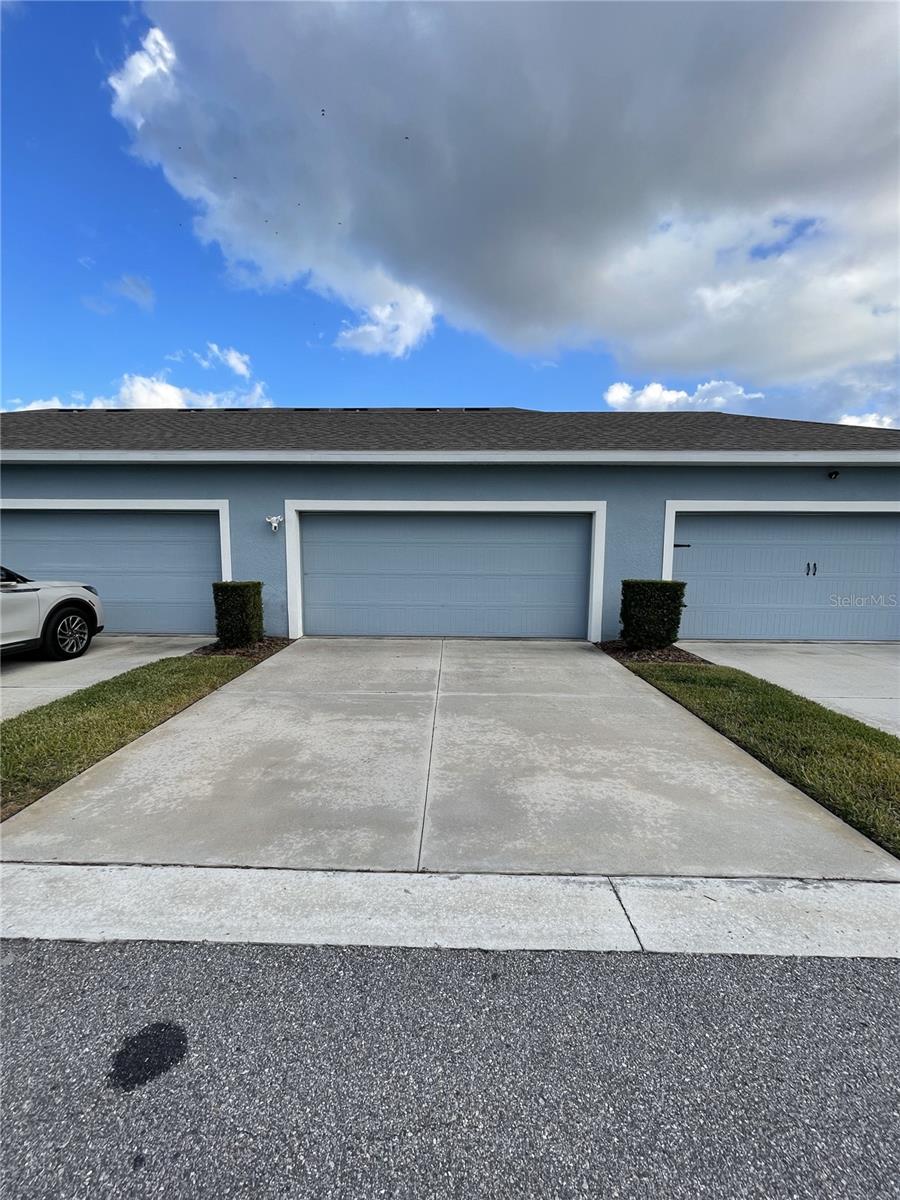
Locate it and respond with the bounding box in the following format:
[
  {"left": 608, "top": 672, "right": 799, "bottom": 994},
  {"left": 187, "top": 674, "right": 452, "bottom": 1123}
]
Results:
[
  {"left": 266, "top": 514, "right": 284, "bottom": 533},
  {"left": 827, "top": 470, "right": 840, "bottom": 480}
]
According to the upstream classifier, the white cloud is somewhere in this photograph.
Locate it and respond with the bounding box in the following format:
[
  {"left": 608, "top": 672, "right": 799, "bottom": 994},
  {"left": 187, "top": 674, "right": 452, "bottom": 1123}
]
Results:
[
  {"left": 217, "top": 345, "right": 251, "bottom": 378},
  {"left": 77, "top": 255, "right": 95, "bottom": 269},
  {"left": 4, "top": 372, "right": 270, "bottom": 412},
  {"left": 192, "top": 342, "right": 252, "bottom": 377},
  {"left": 109, "top": 25, "right": 176, "bottom": 130},
  {"left": 604, "top": 379, "right": 763, "bottom": 412},
  {"left": 334, "top": 282, "right": 435, "bottom": 358},
  {"left": 767, "top": 359, "right": 900, "bottom": 427},
  {"left": 81, "top": 276, "right": 155, "bottom": 316},
  {"left": 836, "top": 379, "right": 900, "bottom": 429},
  {"left": 104, "top": 4, "right": 899, "bottom": 405},
  {"left": 81, "top": 295, "right": 115, "bottom": 316},
  {"left": 838, "top": 412, "right": 896, "bottom": 429},
  {"left": 110, "top": 274, "right": 155, "bottom": 311}
]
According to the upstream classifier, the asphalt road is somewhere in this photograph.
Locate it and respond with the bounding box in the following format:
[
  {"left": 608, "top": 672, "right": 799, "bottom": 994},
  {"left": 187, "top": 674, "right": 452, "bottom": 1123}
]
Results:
[{"left": 2, "top": 941, "right": 899, "bottom": 1200}]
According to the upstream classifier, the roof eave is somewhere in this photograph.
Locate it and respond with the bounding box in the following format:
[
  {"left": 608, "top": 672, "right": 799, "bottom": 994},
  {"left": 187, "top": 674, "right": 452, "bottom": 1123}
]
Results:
[{"left": 2, "top": 448, "right": 898, "bottom": 464}]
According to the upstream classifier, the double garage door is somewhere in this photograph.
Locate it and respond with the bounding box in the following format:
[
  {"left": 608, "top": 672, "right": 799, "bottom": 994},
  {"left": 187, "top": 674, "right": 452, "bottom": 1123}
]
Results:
[
  {"left": 0, "top": 510, "right": 221, "bottom": 634},
  {"left": 674, "top": 513, "right": 900, "bottom": 641},
  {"left": 301, "top": 513, "right": 592, "bottom": 637}
]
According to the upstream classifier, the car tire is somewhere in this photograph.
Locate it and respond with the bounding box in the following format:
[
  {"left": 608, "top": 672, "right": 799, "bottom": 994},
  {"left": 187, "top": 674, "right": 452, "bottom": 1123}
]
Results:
[{"left": 42, "top": 606, "right": 94, "bottom": 660}]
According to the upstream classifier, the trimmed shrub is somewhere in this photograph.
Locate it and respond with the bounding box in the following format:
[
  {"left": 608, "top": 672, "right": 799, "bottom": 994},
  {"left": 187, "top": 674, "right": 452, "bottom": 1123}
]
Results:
[
  {"left": 213, "top": 581, "right": 264, "bottom": 648},
  {"left": 620, "top": 579, "right": 686, "bottom": 650}
]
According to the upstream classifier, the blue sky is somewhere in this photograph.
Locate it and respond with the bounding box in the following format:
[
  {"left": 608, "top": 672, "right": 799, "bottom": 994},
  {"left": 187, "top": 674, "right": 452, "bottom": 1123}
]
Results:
[
  {"left": 2, "top": 2, "right": 897, "bottom": 424},
  {"left": 1, "top": 2, "right": 626, "bottom": 412}
]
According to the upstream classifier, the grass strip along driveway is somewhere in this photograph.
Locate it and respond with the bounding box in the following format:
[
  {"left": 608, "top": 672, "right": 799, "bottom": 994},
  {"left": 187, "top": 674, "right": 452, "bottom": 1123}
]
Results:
[
  {"left": 1, "top": 655, "right": 253, "bottom": 822},
  {"left": 626, "top": 660, "right": 900, "bottom": 860}
]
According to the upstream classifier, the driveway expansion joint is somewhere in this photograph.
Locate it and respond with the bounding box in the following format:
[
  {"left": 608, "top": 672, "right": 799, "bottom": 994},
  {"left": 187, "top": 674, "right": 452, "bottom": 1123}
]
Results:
[
  {"left": 607, "top": 875, "right": 646, "bottom": 951},
  {"left": 416, "top": 638, "right": 445, "bottom": 872}
]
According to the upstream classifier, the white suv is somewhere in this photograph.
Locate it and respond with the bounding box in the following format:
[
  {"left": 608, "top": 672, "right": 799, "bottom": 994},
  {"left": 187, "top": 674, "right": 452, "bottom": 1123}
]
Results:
[{"left": 0, "top": 566, "right": 105, "bottom": 660}]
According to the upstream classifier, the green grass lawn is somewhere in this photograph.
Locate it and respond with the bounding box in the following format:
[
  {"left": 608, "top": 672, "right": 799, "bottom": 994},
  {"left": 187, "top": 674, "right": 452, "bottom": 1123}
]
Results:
[
  {"left": 627, "top": 661, "right": 900, "bottom": 859},
  {"left": 1, "top": 655, "right": 252, "bottom": 821}
]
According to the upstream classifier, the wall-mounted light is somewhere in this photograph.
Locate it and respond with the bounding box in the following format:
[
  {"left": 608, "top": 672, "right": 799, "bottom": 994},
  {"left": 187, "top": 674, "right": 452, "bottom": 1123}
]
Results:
[
  {"left": 266, "top": 514, "right": 284, "bottom": 533},
  {"left": 827, "top": 470, "right": 840, "bottom": 480}
]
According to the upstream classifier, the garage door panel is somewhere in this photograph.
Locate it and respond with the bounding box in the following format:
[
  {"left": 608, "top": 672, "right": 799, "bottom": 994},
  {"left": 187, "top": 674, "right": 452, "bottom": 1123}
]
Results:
[
  {"left": 0, "top": 510, "right": 220, "bottom": 634},
  {"left": 73, "top": 570, "right": 217, "bottom": 606},
  {"left": 20, "top": 562, "right": 221, "bottom": 598},
  {"left": 675, "top": 513, "right": 899, "bottom": 640},
  {"left": 14, "top": 545, "right": 221, "bottom": 578},
  {"left": 304, "top": 570, "right": 587, "bottom": 607},
  {"left": 687, "top": 575, "right": 815, "bottom": 609},
  {"left": 686, "top": 606, "right": 897, "bottom": 641},
  {"left": 819, "top": 550, "right": 900, "bottom": 577},
  {"left": 305, "top": 514, "right": 586, "bottom": 545},
  {"left": 303, "top": 539, "right": 587, "bottom": 576},
  {"left": 685, "top": 545, "right": 809, "bottom": 577},
  {"left": 304, "top": 601, "right": 588, "bottom": 638},
  {"left": 98, "top": 598, "right": 216, "bottom": 631},
  {"left": 301, "top": 513, "right": 591, "bottom": 637}
]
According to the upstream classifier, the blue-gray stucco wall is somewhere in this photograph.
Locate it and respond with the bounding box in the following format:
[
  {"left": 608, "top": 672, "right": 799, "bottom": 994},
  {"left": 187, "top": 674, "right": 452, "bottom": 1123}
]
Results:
[{"left": 3, "top": 463, "right": 897, "bottom": 638}]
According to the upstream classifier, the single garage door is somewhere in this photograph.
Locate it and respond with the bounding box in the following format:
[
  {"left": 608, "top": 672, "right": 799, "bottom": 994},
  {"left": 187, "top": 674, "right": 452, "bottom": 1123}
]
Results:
[
  {"left": 674, "top": 512, "right": 900, "bottom": 640},
  {"left": 0, "top": 509, "right": 221, "bottom": 634},
  {"left": 301, "top": 512, "right": 592, "bottom": 637}
]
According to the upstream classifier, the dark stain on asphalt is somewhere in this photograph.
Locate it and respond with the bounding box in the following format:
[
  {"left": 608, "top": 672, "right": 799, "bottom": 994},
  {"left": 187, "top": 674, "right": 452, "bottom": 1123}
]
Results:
[
  {"left": 132, "top": 1153, "right": 146, "bottom": 1171},
  {"left": 108, "top": 1022, "right": 188, "bottom": 1093}
]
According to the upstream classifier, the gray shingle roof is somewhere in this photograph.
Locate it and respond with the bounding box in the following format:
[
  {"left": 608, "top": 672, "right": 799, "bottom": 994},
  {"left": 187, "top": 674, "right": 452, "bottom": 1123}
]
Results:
[{"left": 3, "top": 407, "right": 899, "bottom": 452}]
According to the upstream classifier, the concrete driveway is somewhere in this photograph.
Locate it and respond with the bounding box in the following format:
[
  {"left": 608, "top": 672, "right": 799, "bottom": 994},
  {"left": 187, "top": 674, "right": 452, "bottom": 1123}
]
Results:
[
  {"left": 0, "top": 635, "right": 212, "bottom": 720},
  {"left": 681, "top": 641, "right": 900, "bottom": 736},
  {"left": 3, "top": 638, "right": 897, "bottom": 880}
]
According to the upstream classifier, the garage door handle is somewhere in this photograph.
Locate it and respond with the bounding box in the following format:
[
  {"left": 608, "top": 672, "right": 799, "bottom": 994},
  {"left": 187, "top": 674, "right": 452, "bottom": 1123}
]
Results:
[
  {"left": 812, "top": 562, "right": 817, "bottom": 575},
  {"left": 805, "top": 562, "right": 811, "bottom": 575}
]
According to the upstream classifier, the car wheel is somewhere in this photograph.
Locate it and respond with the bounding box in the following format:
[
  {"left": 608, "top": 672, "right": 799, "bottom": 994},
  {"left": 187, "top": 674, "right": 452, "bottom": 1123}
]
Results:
[{"left": 42, "top": 607, "right": 93, "bottom": 660}]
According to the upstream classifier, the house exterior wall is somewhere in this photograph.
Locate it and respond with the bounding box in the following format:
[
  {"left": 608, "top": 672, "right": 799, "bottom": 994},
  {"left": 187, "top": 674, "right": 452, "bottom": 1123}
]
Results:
[{"left": 3, "top": 463, "right": 897, "bottom": 639}]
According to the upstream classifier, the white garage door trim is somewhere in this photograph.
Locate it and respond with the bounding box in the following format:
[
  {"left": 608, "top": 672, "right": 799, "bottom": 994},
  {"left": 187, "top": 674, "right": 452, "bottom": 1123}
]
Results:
[
  {"left": 284, "top": 499, "right": 607, "bottom": 640},
  {"left": 0, "top": 498, "right": 233, "bottom": 580},
  {"left": 661, "top": 500, "right": 900, "bottom": 580}
]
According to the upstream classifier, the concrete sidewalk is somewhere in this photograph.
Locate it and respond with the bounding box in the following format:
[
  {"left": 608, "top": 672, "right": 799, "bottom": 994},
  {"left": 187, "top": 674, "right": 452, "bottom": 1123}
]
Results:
[
  {"left": 3, "top": 863, "right": 898, "bottom": 957},
  {"left": 2, "top": 638, "right": 898, "bottom": 880}
]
